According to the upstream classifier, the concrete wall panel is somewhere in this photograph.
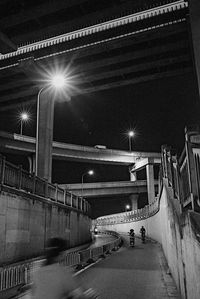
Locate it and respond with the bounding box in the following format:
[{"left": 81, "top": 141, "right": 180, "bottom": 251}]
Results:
[
  {"left": 98, "top": 184, "right": 200, "bottom": 299},
  {"left": 0, "top": 190, "right": 91, "bottom": 265}
]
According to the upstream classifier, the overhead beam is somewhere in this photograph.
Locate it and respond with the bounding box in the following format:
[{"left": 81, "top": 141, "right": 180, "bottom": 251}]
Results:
[
  {"left": 0, "top": 0, "right": 87, "bottom": 28},
  {"left": 80, "top": 55, "right": 190, "bottom": 83},
  {"left": 80, "top": 67, "right": 192, "bottom": 94},
  {"left": 0, "top": 2, "right": 187, "bottom": 65},
  {"left": 0, "top": 21, "right": 188, "bottom": 74},
  {"left": 0, "top": 39, "right": 189, "bottom": 93},
  {"left": 0, "top": 66, "right": 192, "bottom": 111},
  {"left": 0, "top": 54, "right": 190, "bottom": 103},
  {"left": 0, "top": 0, "right": 155, "bottom": 45},
  {"left": 78, "top": 40, "right": 189, "bottom": 72}
]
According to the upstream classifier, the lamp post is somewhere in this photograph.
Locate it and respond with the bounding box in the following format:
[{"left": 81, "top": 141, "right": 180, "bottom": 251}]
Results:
[
  {"left": 20, "top": 112, "right": 29, "bottom": 135},
  {"left": 35, "top": 73, "right": 68, "bottom": 178},
  {"left": 128, "top": 130, "right": 135, "bottom": 151},
  {"left": 35, "top": 86, "right": 45, "bottom": 176},
  {"left": 81, "top": 170, "right": 94, "bottom": 198}
]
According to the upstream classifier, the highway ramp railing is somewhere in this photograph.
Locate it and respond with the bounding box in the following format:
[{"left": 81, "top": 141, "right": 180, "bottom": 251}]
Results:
[
  {"left": 0, "top": 231, "right": 121, "bottom": 297},
  {"left": 95, "top": 199, "right": 159, "bottom": 226},
  {"left": 0, "top": 154, "right": 91, "bottom": 215}
]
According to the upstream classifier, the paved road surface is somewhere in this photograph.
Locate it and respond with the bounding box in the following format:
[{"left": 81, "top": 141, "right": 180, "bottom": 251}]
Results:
[
  {"left": 77, "top": 237, "right": 180, "bottom": 299},
  {"left": 17, "top": 236, "right": 180, "bottom": 299},
  {"left": 89, "top": 234, "right": 117, "bottom": 248}
]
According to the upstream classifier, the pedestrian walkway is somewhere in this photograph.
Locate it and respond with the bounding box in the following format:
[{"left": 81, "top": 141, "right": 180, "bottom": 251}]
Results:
[
  {"left": 77, "top": 237, "right": 180, "bottom": 299},
  {"left": 17, "top": 236, "right": 180, "bottom": 299}
]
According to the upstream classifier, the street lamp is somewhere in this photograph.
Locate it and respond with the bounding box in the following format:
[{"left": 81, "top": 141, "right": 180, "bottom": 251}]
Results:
[
  {"left": 125, "top": 204, "right": 130, "bottom": 212},
  {"left": 81, "top": 170, "right": 94, "bottom": 198},
  {"left": 128, "top": 130, "right": 135, "bottom": 151},
  {"left": 35, "top": 73, "right": 68, "bottom": 177},
  {"left": 20, "top": 112, "right": 29, "bottom": 135}
]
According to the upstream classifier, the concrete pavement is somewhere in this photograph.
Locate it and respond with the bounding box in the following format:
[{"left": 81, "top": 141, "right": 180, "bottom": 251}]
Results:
[
  {"left": 77, "top": 237, "right": 180, "bottom": 299},
  {"left": 17, "top": 235, "right": 180, "bottom": 299}
]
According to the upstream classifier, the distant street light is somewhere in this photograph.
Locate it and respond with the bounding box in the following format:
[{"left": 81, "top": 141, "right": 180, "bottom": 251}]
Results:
[
  {"left": 20, "top": 112, "right": 29, "bottom": 135},
  {"left": 128, "top": 130, "right": 135, "bottom": 151},
  {"left": 35, "top": 72, "right": 68, "bottom": 176},
  {"left": 125, "top": 204, "right": 130, "bottom": 212},
  {"left": 81, "top": 170, "right": 94, "bottom": 198}
]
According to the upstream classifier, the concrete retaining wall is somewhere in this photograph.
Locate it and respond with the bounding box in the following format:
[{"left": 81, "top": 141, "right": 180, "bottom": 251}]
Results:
[
  {"left": 97, "top": 182, "right": 200, "bottom": 299},
  {"left": 0, "top": 190, "right": 91, "bottom": 265}
]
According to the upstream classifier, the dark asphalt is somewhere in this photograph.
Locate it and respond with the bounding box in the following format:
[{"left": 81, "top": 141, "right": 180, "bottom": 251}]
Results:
[{"left": 77, "top": 237, "right": 180, "bottom": 299}]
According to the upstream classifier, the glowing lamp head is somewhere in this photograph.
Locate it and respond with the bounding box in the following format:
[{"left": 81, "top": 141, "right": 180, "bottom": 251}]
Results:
[
  {"left": 88, "top": 170, "right": 94, "bottom": 176},
  {"left": 128, "top": 131, "right": 134, "bottom": 137},
  {"left": 50, "top": 74, "right": 66, "bottom": 89},
  {"left": 126, "top": 204, "right": 130, "bottom": 210},
  {"left": 21, "top": 112, "right": 29, "bottom": 121}
]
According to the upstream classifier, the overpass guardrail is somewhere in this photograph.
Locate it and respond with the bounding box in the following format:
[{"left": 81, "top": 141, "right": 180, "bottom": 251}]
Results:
[
  {"left": 95, "top": 199, "right": 159, "bottom": 226},
  {"left": 0, "top": 231, "right": 121, "bottom": 295},
  {"left": 95, "top": 127, "right": 200, "bottom": 228},
  {"left": 0, "top": 154, "right": 91, "bottom": 215},
  {"left": 161, "top": 126, "right": 200, "bottom": 212}
]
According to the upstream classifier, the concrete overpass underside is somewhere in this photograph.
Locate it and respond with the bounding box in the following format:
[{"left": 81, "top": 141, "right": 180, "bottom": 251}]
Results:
[
  {"left": 0, "top": 0, "right": 192, "bottom": 111},
  {"left": 60, "top": 180, "right": 158, "bottom": 198},
  {"left": 0, "top": 131, "right": 160, "bottom": 165}
]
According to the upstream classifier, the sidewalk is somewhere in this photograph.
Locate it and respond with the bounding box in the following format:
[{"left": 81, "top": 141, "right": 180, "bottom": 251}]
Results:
[
  {"left": 17, "top": 235, "right": 180, "bottom": 299},
  {"left": 77, "top": 237, "right": 180, "bottom": 299},
  {"left": 16, "top": 233, "right": 117, "bottom": 299}
]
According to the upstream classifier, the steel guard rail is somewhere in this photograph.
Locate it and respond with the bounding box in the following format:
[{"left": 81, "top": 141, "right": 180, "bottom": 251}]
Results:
[
  {"left": 95, "top": 199, "right": 159, "bottom": 226},
  {"left": 0, "top": 231, "right": 121, "bottom": 293},
  {"left": 0, "top": 154, "right": 91, "bottom": 215}
]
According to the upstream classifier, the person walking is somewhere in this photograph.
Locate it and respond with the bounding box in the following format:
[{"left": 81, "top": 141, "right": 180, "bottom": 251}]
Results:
[
  {"left": 129, "top": 229, "right": 135, "bottom": 247},
  {"left": 31, "top": 237, "right": 97, "bottom": 299},
  {"left": 140, "top": 226, "right": 146, "bottom": 243}
]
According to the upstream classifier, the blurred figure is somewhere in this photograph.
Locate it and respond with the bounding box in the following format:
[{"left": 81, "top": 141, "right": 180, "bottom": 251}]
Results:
[
  {"left": 32, "top": 237, "right": 97, "bottom": 299},
  {"left": 129, "top": 229, "right": 135, "bottom": 247},
  {"left": 140, "top": 226, "right": 146, "bottom": 243}
]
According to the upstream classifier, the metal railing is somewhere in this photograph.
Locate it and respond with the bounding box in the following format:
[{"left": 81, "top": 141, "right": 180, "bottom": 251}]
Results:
[
  {"left": 95, "top": 128, "right": 200, "bottom": 228},
  {"left": 160, "top": 126, "right": 200, "bottom": 212},
  {"left": 95, "top": 199, "right": 159, "bottom": 226},
  {"left": 0, "top": 231, "right": 121, "bottom": 293},
  {"left": 161, "top": 145, "right": 193, "bottom": 208},
  {"left": 0, "top": 154, "right": 91, "bottom": 215}
]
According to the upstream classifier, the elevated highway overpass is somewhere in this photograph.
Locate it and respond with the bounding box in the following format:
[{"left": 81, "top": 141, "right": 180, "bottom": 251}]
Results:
[
  {"left": 0, "top": 130, "right": 160, "bottom": 205},
  {"left": 0, "top": 131, "right": 161, "bottom": 166},
  {"left": 0, "top": 0, "right": 192, "bottom": 111},
  {"left": 60, "top": 180, "right": 158, "bottom": 198}
]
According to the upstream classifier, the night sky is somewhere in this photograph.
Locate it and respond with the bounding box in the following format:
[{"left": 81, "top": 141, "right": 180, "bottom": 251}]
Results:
[
  {"left": 0, "top": 69, "right": 199, "bottom": 217},
  {"left": 0, "top": 70, "right": 199, "bottom": 183}
]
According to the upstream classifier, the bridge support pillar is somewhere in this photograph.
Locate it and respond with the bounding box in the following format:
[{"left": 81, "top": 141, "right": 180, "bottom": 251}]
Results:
[
  {"left": 129, "top": 194, "right": 138, "bottom": 210},
  {"left": 189, "top": 0, "right": 200, "bottom": 98},
  {"left": 27, "top": 154, "right": 36, "bottom": 174},
  {"left": 130, "top": 170, "right": 137, "bottom": 181},
  {"left": 146, "top": 163, "right": 155, "bottom": 205},
  {"left": 129, "top": 165, "right": 137, "bottom": 181},
  {"left": 36, "top": 90, "right": 54, "bottom": 182}
]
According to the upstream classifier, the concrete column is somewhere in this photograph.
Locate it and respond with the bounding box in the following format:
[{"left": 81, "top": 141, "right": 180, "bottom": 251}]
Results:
[
  {"left": 27, "top": 154, "right": 36, "bottom": 174},
  {"left": 189, "top": 0, "right": 200, "bottom": 97},
  {"left": 130, "top": 171, "right": 137, "bottom": 181},
  {"left": 36, "top": 90, "right": 54, "bottom": 182},
  {"left": 129, "top": 165, "right": 137, "bottom": 181},
  {"left": 146, "top": 164, "right": 155, "bottom": 205},
  {"left": 129, "top": 194, "right": 139, "bottom": 210}
]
